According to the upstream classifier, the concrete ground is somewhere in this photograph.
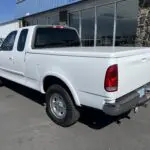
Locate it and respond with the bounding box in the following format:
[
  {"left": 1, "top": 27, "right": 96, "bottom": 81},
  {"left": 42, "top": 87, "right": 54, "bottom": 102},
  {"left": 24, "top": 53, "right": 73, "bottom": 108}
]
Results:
[{"left": 0, "top": 81, "right": 150, "bottom": 150}]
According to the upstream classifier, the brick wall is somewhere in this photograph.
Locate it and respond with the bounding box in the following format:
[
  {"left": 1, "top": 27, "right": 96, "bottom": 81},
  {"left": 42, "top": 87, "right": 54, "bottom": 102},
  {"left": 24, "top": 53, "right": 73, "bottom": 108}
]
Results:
[{"left": 136, "top": 1, "right": 150, "bottom": 46}]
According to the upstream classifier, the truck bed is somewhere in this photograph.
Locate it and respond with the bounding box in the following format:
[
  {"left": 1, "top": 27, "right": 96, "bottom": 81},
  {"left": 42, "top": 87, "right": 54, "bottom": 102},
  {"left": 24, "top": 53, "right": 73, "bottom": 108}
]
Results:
[
  {"left": 27, "top": 46, "right": 150, "bottom": 101},
  {"left": 29, "top": 47, "right": 150, "bottom": 58}
]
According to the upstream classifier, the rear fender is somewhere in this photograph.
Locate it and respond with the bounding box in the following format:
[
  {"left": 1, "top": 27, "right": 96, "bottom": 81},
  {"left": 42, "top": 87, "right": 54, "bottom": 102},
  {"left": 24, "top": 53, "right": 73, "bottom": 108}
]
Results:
[{"left": 41, "top": 72, "right": 81, "bottom": 106}]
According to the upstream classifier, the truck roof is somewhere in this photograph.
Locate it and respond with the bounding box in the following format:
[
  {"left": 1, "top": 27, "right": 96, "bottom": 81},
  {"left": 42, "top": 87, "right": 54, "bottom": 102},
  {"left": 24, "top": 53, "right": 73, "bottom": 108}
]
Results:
[{"left": 18, "top": 25, "right": 76, "bottom": 30}]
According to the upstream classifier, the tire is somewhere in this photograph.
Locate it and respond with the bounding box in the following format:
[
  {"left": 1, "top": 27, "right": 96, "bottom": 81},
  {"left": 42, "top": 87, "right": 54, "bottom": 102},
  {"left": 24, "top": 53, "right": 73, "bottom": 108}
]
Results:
[
  {"left": 0, "top": 78, "right": 3, "bottom": 87},
  {"left": 46, "top": 84, "right": 80, "bottom": 127}
]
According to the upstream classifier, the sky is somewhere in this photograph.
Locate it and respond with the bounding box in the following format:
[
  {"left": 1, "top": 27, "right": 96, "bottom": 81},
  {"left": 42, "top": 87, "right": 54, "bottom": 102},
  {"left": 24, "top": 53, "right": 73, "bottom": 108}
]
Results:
[{"left": 0, "top": 0, "right": 16, "bottom": 23}]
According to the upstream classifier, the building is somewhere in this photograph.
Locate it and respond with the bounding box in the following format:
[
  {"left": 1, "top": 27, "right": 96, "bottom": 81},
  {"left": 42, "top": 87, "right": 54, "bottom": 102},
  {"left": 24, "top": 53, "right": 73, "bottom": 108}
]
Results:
[
  {"left": 0, "top": 0, "right": 147, "bottom": 47},
  {"left": 16, "top": 0, "right": 140, "bottom": 47}
]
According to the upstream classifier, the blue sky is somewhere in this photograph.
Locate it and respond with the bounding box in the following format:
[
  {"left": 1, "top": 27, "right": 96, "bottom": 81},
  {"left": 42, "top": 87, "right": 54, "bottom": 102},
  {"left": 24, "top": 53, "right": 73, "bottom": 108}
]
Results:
[{"left": 0, "top": 0, "right": 16, "bottom": 23}]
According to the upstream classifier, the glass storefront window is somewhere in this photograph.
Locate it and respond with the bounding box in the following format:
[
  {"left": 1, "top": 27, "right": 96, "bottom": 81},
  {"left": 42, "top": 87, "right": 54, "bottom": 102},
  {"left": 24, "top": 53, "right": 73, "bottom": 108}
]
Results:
[
  {"left": 97, "top": 4, "right": 114, "bottom": 46},
  {"left": 81, "top": 8, "right": 95, "bottom": 46},
  {"left": 115, "top": 0, "right": 138, "bottom": 46},
  {"left": 69, "top": 0, "right": 138, "bottom": 47},
  {"left": 69, "top": 12, "right": 80, "bottom": 33}
]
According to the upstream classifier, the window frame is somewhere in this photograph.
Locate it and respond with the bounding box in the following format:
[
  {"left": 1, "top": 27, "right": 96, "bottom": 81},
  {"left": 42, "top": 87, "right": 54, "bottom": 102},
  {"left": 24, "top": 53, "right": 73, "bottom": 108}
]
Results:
[
  {"left": 1, "top": 31, "right": 17, "bottom": 51},
  {"left": 17, "top": 29, "right": 28, "bottom": 52}
]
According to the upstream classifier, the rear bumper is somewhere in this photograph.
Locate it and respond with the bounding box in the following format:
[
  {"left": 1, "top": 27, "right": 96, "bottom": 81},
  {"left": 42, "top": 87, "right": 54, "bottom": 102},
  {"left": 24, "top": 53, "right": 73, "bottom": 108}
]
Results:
[{"left": 103, "top": 91, "right": 150, "bottom": 116}]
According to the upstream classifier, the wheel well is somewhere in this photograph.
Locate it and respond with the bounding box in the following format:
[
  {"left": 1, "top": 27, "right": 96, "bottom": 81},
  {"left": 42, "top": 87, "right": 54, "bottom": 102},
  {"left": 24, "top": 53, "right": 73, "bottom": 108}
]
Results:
[{"left": 43, "top": 76, "right": 75, "bottom": 104}]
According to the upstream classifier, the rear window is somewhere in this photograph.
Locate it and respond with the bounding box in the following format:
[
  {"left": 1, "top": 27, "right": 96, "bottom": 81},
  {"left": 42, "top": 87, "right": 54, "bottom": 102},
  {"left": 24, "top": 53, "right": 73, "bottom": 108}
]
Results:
[{"left": 34, "top": 27, "right": 80, "bottom": 49}]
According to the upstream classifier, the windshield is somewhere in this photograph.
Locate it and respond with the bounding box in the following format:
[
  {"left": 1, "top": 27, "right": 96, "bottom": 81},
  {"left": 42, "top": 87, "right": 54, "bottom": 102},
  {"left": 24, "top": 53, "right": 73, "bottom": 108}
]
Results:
[{"left": 34, "top": 27, "right": 80, "bottom": 49}]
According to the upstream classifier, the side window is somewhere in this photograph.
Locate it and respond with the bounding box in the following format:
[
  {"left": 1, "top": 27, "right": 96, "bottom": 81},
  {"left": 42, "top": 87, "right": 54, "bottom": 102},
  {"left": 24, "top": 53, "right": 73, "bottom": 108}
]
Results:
[
  {"left": 17, "top": 29, "right": 28, "bottom": 52},
  {"left": 1, "top": 31, "right": 17, "bottom": 51}
]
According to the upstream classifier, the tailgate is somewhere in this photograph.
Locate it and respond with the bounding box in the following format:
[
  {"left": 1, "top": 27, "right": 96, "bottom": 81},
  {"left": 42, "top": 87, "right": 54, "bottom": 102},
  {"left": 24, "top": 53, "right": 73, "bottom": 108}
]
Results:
[{"left": 117, "top": 51, "right": 150, "bottom": 98}]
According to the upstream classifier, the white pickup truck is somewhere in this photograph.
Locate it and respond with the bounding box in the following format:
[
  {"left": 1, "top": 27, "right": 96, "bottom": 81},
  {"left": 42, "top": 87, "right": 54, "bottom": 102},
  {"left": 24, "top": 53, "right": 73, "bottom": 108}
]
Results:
[{"left": 0, "top": 25, "right": 150, "bottom": 127}]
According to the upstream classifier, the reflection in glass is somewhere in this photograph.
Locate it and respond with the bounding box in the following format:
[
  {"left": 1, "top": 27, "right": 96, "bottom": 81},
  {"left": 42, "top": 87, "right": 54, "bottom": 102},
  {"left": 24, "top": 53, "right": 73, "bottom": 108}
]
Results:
[
  {"left": 97, "top": 4, "right": 114, "bottom": 46},
  {"left": 81, "top": 8, "right": 95, "bottom": 46},
  {"left": 69, "top": 12, "right": 80, "bottom": 33},
  {"left": 116, "top": 0, "right": 138, "bottom": 46}
]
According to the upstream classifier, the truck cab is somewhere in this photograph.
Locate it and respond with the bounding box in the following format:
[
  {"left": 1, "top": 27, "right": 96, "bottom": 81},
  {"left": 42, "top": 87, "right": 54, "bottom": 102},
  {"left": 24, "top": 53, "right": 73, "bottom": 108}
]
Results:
[{"left": 0, "top": 25, "right": 80, "bottom": 86}]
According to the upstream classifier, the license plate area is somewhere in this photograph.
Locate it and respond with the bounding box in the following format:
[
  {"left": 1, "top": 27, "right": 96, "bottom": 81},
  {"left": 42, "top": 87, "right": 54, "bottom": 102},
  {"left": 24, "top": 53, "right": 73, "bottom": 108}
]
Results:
[
  {"left": 137, "top": 83, "right": 150, "bottom": 99},
  {"left": 137, "top": 88, "right": 145, "bottom": 98},
  {"left": 145, "top": 89, "right": 150, "bottom": 99}
]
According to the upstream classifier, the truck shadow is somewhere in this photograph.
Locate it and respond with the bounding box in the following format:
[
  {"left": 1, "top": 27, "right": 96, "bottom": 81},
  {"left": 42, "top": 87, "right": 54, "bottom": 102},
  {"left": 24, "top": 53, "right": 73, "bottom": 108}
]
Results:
[
  {"left": 79, "top": 107, "right": 131, "bottom": 130},
  {"left": 4, "top": 80, "right": 45, "bottom": 106},
  {"left": 4, "top": 80, "right": 131, "bottom": 130}
]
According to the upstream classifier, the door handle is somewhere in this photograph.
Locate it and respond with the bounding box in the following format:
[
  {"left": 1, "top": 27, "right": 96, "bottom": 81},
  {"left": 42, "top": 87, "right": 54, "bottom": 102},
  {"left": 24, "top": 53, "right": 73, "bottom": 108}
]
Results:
[
  {"left": 141, "top": 58, "right": 147, "bottom": 62},
  {"left": 8, "top": 57, "right": 14, "bottom": 61}
]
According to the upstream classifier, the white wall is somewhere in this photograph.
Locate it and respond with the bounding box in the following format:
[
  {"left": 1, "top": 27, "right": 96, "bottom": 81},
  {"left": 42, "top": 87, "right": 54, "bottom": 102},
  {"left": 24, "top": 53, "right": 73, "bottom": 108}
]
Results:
[{"left": 0, "top": 20, "right": 19, "bottom": 39}]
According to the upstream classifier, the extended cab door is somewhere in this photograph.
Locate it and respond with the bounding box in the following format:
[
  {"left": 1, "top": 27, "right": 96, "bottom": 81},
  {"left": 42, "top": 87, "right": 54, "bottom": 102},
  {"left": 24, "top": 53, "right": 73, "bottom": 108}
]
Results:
[
  {"left": 12, "top": 29, "right": 28, "bottom": 82},
  {"left": 0, "top": 31, "right": 17, "bottom": 78}
]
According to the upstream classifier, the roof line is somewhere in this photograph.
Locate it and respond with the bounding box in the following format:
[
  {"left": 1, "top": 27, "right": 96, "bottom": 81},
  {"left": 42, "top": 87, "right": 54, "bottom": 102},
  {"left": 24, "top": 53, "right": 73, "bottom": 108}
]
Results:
[{"left": 0, "top": 19, "right": 19, "bottom": 26}]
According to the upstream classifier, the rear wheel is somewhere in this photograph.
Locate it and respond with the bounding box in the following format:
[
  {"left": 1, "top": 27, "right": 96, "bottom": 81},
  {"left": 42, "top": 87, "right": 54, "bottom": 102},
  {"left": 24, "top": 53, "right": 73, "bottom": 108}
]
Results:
[
  {"left": 46, "top": 84, "right": 80, "bottom": 127},
  {"left": 0, "top": 78, "right": 3, "bottom": 87}
]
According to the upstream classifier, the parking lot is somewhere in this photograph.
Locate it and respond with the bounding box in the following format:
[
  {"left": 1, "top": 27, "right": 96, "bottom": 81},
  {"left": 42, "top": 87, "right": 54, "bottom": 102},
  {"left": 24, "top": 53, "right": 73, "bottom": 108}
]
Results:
[{"left": 0, "top": 81, "right": 150, "bottom": 150}]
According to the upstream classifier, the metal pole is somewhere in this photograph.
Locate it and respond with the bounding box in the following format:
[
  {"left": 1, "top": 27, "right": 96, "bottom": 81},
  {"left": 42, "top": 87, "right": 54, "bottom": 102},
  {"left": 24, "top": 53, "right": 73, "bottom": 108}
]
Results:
[
  {"left": 113, "top": 2, "right": 117, "bottom": 47},
  {"left": 79, "top": 11, "right": 82, "bottom": 45},
  {"left": 67, "top": 13, "right": 70, "bottom": 26},
  {"left": 94, "top": 6, "right": 97, "bottom": 47}
]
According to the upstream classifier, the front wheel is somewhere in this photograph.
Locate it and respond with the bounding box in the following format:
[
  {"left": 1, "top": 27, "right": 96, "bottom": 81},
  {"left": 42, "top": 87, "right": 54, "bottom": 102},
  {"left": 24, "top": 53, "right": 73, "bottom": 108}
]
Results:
[{"left": 46, "top": 84, "right": 80, "bottom": 127}]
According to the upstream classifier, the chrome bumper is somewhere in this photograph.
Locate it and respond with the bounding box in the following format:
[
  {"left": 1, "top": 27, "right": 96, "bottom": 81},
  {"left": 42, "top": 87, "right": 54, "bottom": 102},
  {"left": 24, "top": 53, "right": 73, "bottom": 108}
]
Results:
[{"left": 103, "top": 90, "right": 150, "bottom": 116}]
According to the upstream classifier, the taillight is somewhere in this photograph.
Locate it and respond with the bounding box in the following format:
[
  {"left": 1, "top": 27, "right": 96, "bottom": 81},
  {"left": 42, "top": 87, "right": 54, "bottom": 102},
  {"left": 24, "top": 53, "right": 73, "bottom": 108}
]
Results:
[
  {"left": 54, "top": 25, "right": 64, "bottom": 29},
  {"left": 49, "top": 25, "right": 64, "bottom": 29},
  {"left": 104, "top": 64, "right": 118, "bottom": 92}
]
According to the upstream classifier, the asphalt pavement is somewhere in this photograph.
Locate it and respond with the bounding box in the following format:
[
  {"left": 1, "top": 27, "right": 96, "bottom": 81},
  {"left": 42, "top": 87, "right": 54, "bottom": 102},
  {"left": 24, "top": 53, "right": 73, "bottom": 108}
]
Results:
[{"left": 0, "top": 81, "right": 150, "bottom": 150}]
